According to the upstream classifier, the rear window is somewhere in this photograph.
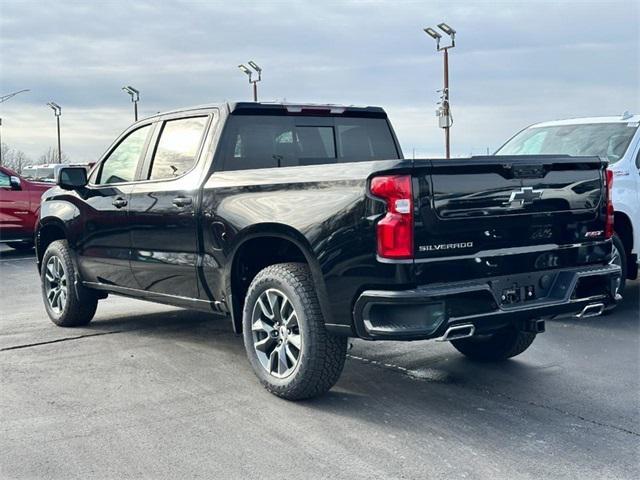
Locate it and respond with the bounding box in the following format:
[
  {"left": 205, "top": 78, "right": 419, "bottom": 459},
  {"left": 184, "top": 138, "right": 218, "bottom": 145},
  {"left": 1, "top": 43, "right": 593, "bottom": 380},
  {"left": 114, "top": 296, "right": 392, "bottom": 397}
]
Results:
[{"left": 218, "top": 115, "right": 399, "bottom": 171}]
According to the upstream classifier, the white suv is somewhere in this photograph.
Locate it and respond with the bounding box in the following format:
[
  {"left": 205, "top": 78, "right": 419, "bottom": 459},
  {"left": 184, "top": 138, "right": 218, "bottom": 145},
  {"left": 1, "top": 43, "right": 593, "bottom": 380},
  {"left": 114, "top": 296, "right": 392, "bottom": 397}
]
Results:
[{"left": 496, "top": 113, "right": 640, "bottom": 293}]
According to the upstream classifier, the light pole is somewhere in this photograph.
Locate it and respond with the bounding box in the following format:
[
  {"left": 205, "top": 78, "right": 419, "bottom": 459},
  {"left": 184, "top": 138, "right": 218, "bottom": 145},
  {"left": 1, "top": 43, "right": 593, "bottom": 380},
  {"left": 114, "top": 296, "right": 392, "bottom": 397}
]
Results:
[
  {"left": 424, "top": 23, "right": 456, "bottom": 159},
  {"left": 238, "top": 61, "right": 262, "bottom": 101},
  {"left": 122, "top": 86, "right": 140, "bottom": 121},
  {"left": 47, "top": 102, "right": 62, "bottom": 163},
  {"left": 0, "top": 89, "right": 30, "bottom": 166}
]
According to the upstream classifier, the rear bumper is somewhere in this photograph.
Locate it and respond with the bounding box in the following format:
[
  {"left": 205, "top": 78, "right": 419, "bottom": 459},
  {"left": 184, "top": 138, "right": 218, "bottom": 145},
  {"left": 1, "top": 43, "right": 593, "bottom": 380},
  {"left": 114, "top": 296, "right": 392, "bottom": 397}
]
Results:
[{"left": 352, "top": 264, "right": 621, "bottom": 341}]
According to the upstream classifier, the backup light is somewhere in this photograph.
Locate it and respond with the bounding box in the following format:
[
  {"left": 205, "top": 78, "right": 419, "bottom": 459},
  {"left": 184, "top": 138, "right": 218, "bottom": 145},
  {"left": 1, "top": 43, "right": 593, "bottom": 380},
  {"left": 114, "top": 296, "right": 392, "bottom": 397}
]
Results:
[{"left": 605, "top": 169, "right": 614, "bottom": 239}]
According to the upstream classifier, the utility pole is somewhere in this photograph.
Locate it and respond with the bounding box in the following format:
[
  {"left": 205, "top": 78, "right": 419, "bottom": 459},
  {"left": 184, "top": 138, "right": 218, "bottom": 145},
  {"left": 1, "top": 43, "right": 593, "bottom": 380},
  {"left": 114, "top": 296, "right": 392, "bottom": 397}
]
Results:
[
  {"left": 424, "top": 23, "right": 456, "bottom": 159},
  {"left": 47, "top": 102, "right": 62, "bottom": 163},
  {"left": 0, "top": 89, "right": 30, "bottom": 166},
  {"left": 238, "top": 61, "right": 262, "bottom": 101},
  {"left": 122, "top": 86, "right": 140, "bottom": 121}
]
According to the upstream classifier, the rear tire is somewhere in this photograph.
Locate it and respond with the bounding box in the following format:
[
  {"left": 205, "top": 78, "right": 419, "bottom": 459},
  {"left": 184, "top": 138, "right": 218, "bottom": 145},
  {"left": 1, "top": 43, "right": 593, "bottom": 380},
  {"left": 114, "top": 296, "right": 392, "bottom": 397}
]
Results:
[
  {"left": 451, "top": 326, "right": 536, "bottom": 361},
  {"left": 41, "top": 240, "right": 98, "bottom": 327},
  {"left": 7, "top": 241, "right": 34, "bottom": 252},
  {"left": 610, "top": 234, "right": 627, "bottom": 294},
  {"left": 242, "top": 262, "right": 347, "bottom": 400}
]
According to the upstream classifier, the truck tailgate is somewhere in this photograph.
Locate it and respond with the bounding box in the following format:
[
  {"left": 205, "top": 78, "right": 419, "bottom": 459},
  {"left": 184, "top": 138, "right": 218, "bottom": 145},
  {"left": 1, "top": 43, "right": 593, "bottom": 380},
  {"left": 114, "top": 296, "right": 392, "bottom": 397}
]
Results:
[{"left": 413, "top": 155, "right": 607, "bottom": 272}]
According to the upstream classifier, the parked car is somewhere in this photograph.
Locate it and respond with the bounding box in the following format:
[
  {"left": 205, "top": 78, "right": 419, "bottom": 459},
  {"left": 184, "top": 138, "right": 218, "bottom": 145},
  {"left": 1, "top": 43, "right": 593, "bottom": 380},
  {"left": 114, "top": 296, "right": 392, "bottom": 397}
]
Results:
[
  {"left": 0, "top": 166, "right": 53, "bottom": 250},
  {"left": 22, "top": 163, "right": 94, "bottom": 183},
  {"left": 496, "top": 113, "right": 639, "bottom": 293},
  {"left": 36, "top": 102, "right": 620, "bottom": 399}
]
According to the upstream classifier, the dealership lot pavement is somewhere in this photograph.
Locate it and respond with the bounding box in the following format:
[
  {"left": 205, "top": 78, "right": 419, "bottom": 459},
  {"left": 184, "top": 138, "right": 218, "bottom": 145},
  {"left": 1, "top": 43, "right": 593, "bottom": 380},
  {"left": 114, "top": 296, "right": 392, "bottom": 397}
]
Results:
[{"left": 1, "top": 246, "right": 638, "bottom": 480}]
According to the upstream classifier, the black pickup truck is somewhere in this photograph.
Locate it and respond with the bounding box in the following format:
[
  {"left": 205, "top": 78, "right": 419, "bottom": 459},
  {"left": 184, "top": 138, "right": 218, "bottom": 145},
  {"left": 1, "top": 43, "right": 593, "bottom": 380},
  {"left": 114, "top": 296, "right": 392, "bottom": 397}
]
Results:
[{"left": 36, "top": 102, "right": 621, "bottom": 399}]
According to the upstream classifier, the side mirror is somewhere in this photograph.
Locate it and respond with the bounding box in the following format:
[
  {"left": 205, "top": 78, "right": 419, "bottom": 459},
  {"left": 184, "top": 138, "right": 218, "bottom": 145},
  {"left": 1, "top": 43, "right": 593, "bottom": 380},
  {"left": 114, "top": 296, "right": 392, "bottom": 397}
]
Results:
[
  {"left": 57, "top": 167, "right": 88, "bottom": 190},
  {"left": 9, "top": 176, "right": 22, "bottom": 190}
]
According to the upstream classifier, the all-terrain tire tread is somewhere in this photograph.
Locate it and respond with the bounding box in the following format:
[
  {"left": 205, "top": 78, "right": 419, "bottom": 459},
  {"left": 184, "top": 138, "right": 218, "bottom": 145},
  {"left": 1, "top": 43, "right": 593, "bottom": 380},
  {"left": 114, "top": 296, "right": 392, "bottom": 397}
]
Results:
[
  {"left": 41, "top": 240, "right": 98, "bottom": 327},
  {"left": 243, "top": 262, "right": 347, "bottom": 400}
]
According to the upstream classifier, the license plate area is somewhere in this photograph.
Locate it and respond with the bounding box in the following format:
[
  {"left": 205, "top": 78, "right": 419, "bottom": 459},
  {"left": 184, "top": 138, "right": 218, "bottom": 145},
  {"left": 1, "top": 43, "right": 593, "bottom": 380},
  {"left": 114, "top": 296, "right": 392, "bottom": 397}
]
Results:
[{"left": 490, "top": 272, "right": 557, "bottom": 307}]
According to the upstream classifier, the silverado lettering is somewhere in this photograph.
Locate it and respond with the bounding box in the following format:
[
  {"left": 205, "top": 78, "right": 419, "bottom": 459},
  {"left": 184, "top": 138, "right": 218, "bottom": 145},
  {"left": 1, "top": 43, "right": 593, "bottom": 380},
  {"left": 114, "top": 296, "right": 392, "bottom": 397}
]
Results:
[{"left": 419, "top": 242, "right": 474, "bottom": 252}]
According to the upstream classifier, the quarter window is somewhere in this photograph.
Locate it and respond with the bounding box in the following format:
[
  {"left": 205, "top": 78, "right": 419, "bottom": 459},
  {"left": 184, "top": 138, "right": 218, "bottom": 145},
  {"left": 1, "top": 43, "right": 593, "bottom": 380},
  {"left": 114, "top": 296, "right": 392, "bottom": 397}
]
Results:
[
  {"left": 148, "top": 117, "right": 208, "bottom": 180},
  {"left": 97, "top": 125, "right": 151, "bottom": 184}
]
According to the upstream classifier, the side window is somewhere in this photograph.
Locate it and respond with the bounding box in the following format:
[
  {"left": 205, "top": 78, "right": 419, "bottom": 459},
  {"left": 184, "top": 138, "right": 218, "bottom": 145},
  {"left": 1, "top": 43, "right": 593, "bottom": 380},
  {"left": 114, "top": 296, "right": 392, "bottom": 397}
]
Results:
[
  {"left": 222, "top": 116, "right": 294, "bottom": 170},
  {"left": 148, "top": 116, "right": 208, "bottom": 180},
  {"left": 0, "top": 171, "right": 10, "bottom": 188},
  {"left": 96, "top": 125, "right": 151, "bottom": 185}
]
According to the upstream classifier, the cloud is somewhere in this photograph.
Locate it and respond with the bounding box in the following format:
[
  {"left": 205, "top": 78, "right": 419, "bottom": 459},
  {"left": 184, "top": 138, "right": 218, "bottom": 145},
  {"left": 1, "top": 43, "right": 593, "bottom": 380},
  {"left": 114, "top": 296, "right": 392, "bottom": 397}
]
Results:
[{"left": 1, "top": 0, "right": 638, "bottom": 161}]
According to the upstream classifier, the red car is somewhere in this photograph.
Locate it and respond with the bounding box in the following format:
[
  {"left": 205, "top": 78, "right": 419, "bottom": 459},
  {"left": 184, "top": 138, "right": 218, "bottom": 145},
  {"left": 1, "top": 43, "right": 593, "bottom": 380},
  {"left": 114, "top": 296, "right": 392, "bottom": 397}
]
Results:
[{"left": 0, "top": 166, "right": 53, "bottom": 251}]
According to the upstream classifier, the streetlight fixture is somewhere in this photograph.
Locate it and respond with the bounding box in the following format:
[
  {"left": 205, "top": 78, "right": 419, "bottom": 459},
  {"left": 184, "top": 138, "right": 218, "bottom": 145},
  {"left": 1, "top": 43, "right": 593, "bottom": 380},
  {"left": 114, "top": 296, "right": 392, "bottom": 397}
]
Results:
[
  {"left": 47, "top": 102, "right": 62, "bottom": 163},
  {"left": 424, "top": 23, "right": 456, "bottom": 159},
  {"left": 0, "top": 89, "right": 30, "bottom": 166},
  {"left": 122, "top": 86, "right": 140, "bottom": 121},
  {"left": 238, "top": 61, "right": 262, "bottom": 101}
]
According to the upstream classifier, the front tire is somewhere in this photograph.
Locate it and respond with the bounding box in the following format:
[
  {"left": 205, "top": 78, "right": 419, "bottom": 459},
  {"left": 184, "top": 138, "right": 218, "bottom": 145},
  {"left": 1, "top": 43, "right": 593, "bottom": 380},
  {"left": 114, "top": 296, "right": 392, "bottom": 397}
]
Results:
[
  {"left": 242, "top": 263, "right": 347, "bottom": 400},
  {"left": 41, "top": 240, "right": 98, "bottom": 327},
  {"left": 451, "top": 326, "right": 536, "bottom": 361}
]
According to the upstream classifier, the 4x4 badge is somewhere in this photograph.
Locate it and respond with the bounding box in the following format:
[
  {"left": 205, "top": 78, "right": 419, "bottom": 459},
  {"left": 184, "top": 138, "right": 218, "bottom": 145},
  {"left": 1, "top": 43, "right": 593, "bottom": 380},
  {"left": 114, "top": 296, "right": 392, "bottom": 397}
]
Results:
[{"left": 504, "top": 187, "right": 543, "bottom": 208}]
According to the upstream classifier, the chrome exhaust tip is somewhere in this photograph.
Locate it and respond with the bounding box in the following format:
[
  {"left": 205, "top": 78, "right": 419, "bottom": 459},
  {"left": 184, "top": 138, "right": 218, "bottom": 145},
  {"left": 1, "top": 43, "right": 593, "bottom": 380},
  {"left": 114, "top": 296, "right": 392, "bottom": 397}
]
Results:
[
  {"left": 575, "top": 302, "right": 605, "bottom": 318},
  {"left": 436, "top": 323, "right": 475, "bottom": 342}
]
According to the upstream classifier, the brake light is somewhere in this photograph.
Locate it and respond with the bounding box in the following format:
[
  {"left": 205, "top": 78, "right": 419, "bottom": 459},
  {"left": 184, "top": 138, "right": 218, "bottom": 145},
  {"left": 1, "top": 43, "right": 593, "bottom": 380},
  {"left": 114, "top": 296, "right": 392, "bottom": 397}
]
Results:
[
  {"left": 605, "top": 169, "right": 614, "bottom": 239},
  {"left": 370, "top": 175, "right": 413, "bottom": 259}
]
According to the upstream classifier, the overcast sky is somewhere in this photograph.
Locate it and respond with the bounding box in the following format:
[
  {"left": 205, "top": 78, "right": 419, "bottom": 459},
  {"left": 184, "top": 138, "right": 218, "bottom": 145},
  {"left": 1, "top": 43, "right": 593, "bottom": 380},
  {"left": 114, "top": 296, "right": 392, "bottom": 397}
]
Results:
[{"left": 1, "top": 0, "right": 638, "bottom": 162}]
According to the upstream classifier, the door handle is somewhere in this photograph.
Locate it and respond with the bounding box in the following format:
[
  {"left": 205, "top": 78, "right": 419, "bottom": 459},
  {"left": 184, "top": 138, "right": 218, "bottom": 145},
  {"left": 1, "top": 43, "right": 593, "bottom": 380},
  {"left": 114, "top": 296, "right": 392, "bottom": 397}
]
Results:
[
  {"left": 112, "top": 197, "right": 128, "bottom": 208},
  {"left": 172, "top": 196, "right": 193, "bottom": 208}
]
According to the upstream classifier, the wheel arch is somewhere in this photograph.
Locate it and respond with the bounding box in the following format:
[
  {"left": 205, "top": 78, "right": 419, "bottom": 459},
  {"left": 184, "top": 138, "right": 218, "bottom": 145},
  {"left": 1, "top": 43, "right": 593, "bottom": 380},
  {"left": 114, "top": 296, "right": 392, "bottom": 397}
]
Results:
[
  {"left": 36, "top": 218, "right": 68, "bottom": 271},
  {"left": 226, "top": 224, "right": 330, "bottom": 334}
]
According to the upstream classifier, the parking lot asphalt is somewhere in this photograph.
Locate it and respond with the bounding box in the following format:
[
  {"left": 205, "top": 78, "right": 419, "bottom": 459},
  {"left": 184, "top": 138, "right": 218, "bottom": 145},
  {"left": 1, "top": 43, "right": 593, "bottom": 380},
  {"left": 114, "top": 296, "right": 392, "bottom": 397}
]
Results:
[{"left": 1, "top": 246, "right": 638, "bottom": 480}]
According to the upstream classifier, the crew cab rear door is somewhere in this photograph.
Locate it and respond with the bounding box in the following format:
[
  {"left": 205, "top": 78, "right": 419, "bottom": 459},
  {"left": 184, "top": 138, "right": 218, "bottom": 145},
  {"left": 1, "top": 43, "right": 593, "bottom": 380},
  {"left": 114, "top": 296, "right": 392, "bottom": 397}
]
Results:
[{"left": 413, "top": 155, "right": 605, "bottom": 261}]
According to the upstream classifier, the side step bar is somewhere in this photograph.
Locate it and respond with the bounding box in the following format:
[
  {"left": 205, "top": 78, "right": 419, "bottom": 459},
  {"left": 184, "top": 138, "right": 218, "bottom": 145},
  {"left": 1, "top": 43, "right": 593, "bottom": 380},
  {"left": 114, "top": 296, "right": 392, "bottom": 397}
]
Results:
[
  {"left": 436, "top": 323, "right": 475, "bottom": 342},
  {"left": 575, "top": 302, "right": 605, "bottom": 318}
]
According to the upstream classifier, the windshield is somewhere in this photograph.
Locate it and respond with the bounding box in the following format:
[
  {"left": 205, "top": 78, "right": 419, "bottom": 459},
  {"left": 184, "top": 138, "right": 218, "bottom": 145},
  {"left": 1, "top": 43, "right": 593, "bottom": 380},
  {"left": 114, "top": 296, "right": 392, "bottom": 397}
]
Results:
[{"left": 496, "top": 123, "right": 638, "bottom": 164}]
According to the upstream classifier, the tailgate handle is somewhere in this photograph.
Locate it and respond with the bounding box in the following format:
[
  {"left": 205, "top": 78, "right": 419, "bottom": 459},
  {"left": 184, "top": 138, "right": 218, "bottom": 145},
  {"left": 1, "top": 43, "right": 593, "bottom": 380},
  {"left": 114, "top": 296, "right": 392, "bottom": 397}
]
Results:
[{"left": 513, "top": 164, "right": 546, "bottom": 178}]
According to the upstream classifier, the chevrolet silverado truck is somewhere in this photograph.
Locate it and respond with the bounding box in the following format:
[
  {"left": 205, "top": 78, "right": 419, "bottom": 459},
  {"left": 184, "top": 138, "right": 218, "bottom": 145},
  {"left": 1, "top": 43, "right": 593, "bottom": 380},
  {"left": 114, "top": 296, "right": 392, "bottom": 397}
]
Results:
[
  {"left": 0, "top": 165, "right": 52, "bottom": 250},
  {"left": 36, "top": 102, "right": 621, "bottom": 400},
  {"left": 496, "top": 113, "right": 639, "bottom": 294}
]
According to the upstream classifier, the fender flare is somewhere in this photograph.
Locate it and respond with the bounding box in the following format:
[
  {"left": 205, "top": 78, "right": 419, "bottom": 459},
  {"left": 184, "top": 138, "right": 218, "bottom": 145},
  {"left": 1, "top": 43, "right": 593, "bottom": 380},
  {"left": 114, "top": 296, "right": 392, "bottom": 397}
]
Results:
[{"left": 224, "top": 223, "right": 332, "bottom": 333}]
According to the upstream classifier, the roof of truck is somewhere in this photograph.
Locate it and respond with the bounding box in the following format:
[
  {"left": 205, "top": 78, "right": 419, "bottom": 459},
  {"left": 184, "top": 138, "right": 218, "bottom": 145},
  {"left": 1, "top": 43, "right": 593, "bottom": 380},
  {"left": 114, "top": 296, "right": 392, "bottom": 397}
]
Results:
[
  {"left": 530, "top": 113, "right": 640, "bottom": 128},
  {"left": 143, "top": 101, "right": 387, "bottom": 120}
]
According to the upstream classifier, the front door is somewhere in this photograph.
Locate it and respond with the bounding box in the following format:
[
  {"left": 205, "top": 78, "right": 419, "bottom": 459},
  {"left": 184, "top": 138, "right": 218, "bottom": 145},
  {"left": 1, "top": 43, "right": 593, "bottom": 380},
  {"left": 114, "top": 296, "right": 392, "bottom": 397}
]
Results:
[
  {"left": 128, "top": 114, "right": 211, "bottom": 299},
  {"left": 76, "top": 123, "right": 154, "bottom": 288}
]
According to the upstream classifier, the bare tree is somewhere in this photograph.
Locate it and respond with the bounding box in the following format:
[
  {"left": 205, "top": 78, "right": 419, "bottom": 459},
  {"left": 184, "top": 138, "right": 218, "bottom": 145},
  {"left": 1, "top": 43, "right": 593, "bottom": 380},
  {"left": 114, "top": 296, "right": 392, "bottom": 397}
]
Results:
[
  {"left": 1, "top": 142, "right": 32, "bottom": 174},
  {"left": 38, "top": 147, "right": 69, "bottom": 164}
]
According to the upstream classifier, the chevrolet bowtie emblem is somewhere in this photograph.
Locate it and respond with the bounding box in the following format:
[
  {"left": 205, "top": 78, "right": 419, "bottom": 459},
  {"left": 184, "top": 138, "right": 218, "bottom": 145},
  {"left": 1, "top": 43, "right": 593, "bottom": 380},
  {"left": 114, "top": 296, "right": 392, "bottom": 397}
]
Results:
[{"left": 503, "top": 187, "right": 543, "bottom": 208}]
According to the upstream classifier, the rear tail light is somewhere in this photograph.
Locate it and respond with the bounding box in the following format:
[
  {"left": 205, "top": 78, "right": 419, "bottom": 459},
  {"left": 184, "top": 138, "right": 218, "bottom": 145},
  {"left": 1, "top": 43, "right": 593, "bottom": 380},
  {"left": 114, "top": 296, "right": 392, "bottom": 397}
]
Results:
[
  {"left": 370, "top": 175, "right": 413, "bottom": 259},
  {"left": 605, "top": 169, "right": 614, "bottom": 239}
]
